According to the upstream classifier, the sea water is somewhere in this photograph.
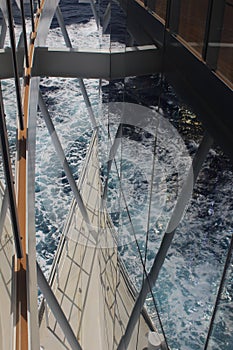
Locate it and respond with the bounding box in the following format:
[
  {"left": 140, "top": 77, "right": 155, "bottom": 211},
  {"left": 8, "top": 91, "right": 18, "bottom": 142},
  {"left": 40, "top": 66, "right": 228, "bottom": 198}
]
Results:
[{"left": 0, "top": 2, "right": 232, "bottom": 349}]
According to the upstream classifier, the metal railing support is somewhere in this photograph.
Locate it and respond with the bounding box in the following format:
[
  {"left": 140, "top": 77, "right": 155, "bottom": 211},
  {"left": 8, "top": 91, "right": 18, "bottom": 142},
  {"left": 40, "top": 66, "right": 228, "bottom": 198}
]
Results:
[
  {"left": 0, "top": 84, "right": 23, "bottom": 258},
  {"left": 55, "top": 6, "right": 72, "bottom": 47},
  {"left": 38, "top": 91, "right": 97, "bottom": 241},
  {"left": 117, "top": 132, "right": 213, "bottom": 350},
  {"left": 204, "top": 232, "right": 233, "bottom": 350},
  {"left": 26, "top": 77, "right": 41, "bottom": 350},
  {"left": 89, "top": 0, "right": 99, "bottom": 29},
  {"left": 37, "top": 263, "right": 83, "bottom": 350},
  {"left": 78, "top": 78, "right": 97, "bottom": 128},
  {"left": 55, "top": 6, "right": 97, "bottom": 128}
]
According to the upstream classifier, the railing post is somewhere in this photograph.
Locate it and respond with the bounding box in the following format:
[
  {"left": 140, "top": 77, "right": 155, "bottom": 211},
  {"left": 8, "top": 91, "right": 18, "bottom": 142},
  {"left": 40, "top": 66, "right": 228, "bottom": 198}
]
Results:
[{"left": 38, "top": 92, "right": 97, "bottom": 242}]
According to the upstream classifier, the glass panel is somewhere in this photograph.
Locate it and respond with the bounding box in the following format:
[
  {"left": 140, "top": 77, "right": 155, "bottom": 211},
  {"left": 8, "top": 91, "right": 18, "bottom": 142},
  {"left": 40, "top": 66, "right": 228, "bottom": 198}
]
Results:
[
  {"left": 178, "top": 0, "right": 209, "bottom": 56},
  {"left": 154, "top": 0, "right": 167, "bottom": 22},
  {"left": 217, "top": 3, "right": 233, "bottom": 85}
]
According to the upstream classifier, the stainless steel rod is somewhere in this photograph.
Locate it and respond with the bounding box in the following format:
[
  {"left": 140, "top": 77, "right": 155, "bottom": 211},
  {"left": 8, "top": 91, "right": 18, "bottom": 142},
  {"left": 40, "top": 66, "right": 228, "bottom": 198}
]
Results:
[
  {"left": 55, "top": 6, "right": 97, "bottom": 128},
  {"left": 0, "top": 17, "right": 7, "bottom": 48},
  {"left": 38, "top": 91, "right": 97, "bottom": 242},
  {"left": 0, "top": 84, "right": 23, "bottom": 258}
]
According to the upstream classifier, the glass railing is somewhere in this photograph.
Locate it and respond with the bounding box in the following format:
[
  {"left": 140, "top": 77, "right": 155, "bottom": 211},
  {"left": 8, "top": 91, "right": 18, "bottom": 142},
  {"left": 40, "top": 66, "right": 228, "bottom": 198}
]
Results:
[{"left": 177, "top": 0, "right": 209, "bottom": 56}]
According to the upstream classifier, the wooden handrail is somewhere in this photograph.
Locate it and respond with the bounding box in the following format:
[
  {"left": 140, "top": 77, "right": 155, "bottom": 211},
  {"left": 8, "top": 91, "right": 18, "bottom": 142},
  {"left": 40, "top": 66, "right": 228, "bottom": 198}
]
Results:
[{"left": 15, "top": 2, "right": 45, "bottom": 349}]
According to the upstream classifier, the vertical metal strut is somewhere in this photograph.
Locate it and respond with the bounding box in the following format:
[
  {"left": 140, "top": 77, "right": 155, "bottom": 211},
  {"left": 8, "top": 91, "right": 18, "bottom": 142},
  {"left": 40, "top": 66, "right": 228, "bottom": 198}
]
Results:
[
  {"left": 55, "top": 6, "right": 97, "bottom": 128},
  {"left": 204, "top": 232, "right": 233, "bottom": 350},
  {"left": 89, "top": 0, "right": 99, "bottom": 29},
  {"left": 0, "top": 84, "right": 23, "bottom": 258},
  {"left": 38, "top": 92, "right": 97, "bottom": 242}
]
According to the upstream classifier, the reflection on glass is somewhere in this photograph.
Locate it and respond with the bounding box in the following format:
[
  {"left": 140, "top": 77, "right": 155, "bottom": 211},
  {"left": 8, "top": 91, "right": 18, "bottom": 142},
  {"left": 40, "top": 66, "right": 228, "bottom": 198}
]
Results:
[
  {"left": 177, "top": 0, "right": 209, "bottom": 56},
  {"left": 146, "top": 0, "right": 167, "bottom": 22}
]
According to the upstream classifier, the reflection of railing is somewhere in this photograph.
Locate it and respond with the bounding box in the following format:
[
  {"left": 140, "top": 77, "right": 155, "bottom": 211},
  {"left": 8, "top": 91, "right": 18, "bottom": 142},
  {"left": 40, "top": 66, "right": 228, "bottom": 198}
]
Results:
[{"left": 140, "top": 0, "right": 233, "bottom": 87}]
